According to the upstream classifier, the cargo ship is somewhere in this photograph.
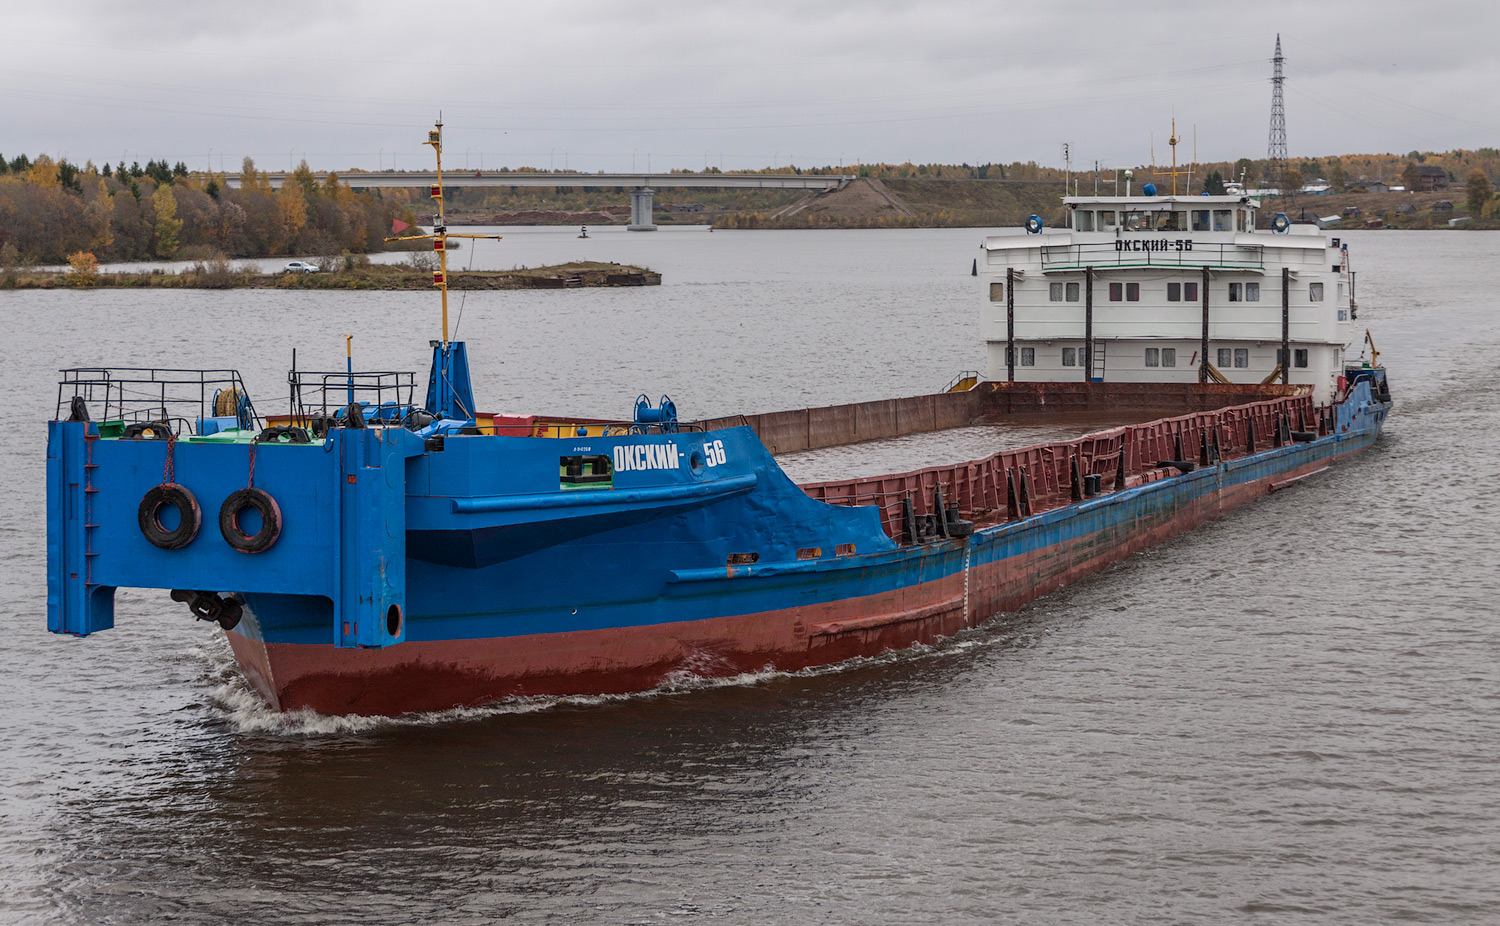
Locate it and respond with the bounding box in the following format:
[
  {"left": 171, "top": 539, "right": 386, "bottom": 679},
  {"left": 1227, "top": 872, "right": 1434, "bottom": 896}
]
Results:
[{"left": 45, "top": 123, "right": 1391, "bottom": 716}]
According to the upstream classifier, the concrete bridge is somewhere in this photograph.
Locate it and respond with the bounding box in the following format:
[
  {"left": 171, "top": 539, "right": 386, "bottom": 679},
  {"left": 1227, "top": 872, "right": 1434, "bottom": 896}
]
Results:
[{"left": 224, "top": 171, "right": 852, "bottom": 230}]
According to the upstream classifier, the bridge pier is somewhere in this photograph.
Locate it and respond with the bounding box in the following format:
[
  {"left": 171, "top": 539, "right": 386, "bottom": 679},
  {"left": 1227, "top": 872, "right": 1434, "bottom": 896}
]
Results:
[{"left": 628, "top": 187, "right": 656, "bottom": 231}]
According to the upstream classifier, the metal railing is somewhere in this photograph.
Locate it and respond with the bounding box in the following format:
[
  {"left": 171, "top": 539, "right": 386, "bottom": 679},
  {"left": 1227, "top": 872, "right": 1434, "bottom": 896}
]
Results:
[
  {"left": 289, "top": 370, "right": 418, "bottom": 424},
  {"left": 56, "top": 367, "right": 260, "bottom": 435},
  {"left": 1041, "top": 241, "right": 1265, "bottom": 271}
]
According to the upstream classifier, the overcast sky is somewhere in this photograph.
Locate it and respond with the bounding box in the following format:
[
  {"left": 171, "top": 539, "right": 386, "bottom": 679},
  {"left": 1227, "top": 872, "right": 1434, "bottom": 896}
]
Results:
[{"left": 6, "top": 1, "right": 1497, "bottom": 175}]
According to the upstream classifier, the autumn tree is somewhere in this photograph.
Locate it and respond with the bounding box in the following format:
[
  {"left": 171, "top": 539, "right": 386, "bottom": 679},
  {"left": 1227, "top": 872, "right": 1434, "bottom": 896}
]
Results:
[
  {"left": 1466, "top": 169, "right": 1491, "bottom": 213},
  {"left": 1328, "top": 160, "right": 1346, "bottom": 191},
  {"left": 1401, "top": 161, "right": 1420, "bottom": 192},
  {"left": 153, "top": 183, "right": 182, "bottom": 257}
]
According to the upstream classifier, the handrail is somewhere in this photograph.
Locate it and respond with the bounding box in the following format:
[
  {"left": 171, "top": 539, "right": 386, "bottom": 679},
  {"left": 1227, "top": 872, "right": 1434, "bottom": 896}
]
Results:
[{"left": 1040, "top": 241, "right": 1264, "bottom": 270}]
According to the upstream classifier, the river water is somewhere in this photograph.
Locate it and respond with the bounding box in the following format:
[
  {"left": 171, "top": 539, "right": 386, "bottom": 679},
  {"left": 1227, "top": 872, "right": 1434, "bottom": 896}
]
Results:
[{"left": 1, "top": 227, "right": 1497, "bottom": 924}]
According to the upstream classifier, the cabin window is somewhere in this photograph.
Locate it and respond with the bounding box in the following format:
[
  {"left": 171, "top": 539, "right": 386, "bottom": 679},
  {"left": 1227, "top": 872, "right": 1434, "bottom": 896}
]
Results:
[
  {"left": 1098, "top": 210, "right": 1118, "bottom": 230},
  {"left": 1192, "top": 210, "right": 1211, "bottom": 231},
  {"left": 989, "top": 281, "right": 1004, "bottom": 301},
  {"left": 1062, "top": 347, "right": 1078, "bottom": 366},
  {"left": 1050, "top": 282, "right": 1064, "bottom": 301},
  {"left": 1245, "top": 282, "right": 1260, "bottom": 301},
  {"left": 1185, "top": 281, "right": 1198, "bottom": 301},
  {"left": 1109, "top": 282, "right": 1123, "bottom": 302},
  {"left": 1126, "top": 282, "right": 1140, "bottom": 301},
  {"left": 1021, "top": 347, "right": 1035, "bottom": 366},
  {"left": 1234, "top": 348, "right": 1249, "bottom": 368},
  {"left": 1213, "top": 210, "right": 1233, "bottom": 231},
  {"left": 1075, "top": 211, "right": 1095, "bottom": 232},
  {"left": 1066, "top": 282, "right": 1080, "bottom": 301},
  {"left": 1167, "top": 282, "right": 1181, "bottom": 301},
  {"left": 1237, "top": 210, "right": 1249, "bottom": 232},
  {"left": 1309, "top": 282, "right": 1325, "bottom": 302},
  {"left": 1228, "top": 282, "right": 1242, "bottom": 302},
  {"left": 1125, "top": 211, "right": 1150, "bottom": 231},
  {"left": 1144, "top": 348, "right": 1160, "bottom": 367},
  {"left": 559, "top": 455, "right": 613, "bottom": 490},
  {"left": 1155, "top": 211, "right": 1185, "bottom": 231},
  {"left": 1217, "top": 348, "right": 1233, "bottom": 367},
  {"left": 1295, "top": 348, "right": 1309, "bottom": 368},
  {"left": 1161, "top": 348, "right": 1176, "bottom": 367}
]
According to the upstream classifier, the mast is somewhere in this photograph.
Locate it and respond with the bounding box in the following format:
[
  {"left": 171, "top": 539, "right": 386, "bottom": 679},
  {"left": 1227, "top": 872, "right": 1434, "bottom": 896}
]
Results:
[{"left": 384, "top": 117, "right": 504, "bottom": 420}]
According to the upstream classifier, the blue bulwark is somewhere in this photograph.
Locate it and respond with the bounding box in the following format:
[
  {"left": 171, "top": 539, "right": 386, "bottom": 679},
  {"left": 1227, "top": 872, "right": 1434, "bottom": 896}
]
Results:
[{"left": 426, "top": 341, "right": 477, "bottom": 422}]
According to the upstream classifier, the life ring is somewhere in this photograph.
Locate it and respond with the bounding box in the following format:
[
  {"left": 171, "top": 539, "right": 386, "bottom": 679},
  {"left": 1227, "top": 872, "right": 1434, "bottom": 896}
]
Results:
[
  {"left": 1025, "top": 214, "right": 1044, "bottom": 234},
  {"left": 138, "top": 483, "right": 201, "bottom": 550},
  {"left": 219, "top": 487, "right": 283, "bottom": 554},
  {"left": 1271, "top": 213, "right": 1290, "bottom": 233},
  {"left": 255, "top": 425, "right": 312, "bottom": 444},
  {"left": 122, "top": 421, "right": 174, "bottom": 440}
]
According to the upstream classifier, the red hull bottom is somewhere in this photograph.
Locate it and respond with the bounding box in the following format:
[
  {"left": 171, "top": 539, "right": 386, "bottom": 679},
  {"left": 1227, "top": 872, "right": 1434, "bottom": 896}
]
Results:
[{"left": 226, "top": 455, "right": 1338, "bottom": 716}]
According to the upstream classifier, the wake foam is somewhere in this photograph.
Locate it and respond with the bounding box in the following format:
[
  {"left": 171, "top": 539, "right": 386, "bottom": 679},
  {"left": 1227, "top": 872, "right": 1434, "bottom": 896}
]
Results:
[{"left": 190, "top": 622, "right": 996, "bottom": 737}]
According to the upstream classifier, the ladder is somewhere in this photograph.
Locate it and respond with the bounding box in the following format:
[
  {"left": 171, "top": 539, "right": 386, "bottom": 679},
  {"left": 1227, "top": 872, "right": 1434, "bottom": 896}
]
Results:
[{"left": 1090, "top": 340, "right": 1106, "bottom": 382}]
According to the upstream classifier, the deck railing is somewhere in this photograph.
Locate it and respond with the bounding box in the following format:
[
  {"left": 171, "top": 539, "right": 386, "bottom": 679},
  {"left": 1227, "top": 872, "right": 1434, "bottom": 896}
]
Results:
[
  {"left": 802, "top": 392, "right": 1325, "bottom": 542},
  {"left": 1041, "top": 241, "right": 1265, "bottom": 271}
]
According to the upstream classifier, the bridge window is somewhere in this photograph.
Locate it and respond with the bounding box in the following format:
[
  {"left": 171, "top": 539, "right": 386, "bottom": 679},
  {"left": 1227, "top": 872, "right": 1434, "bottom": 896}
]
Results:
[
  {"left": 989, "top": 281, "right": 1004, "bottom": 301},
  {"left": 1125, "top": 211, "right": 1149, "bottom": 231},
  {"left": 1145, "top": 348, "right": 1160, "bottom": 367},
  {"left": 1309, "top": 282, "right": 1325, "bottom": 302},
  {"left": 1098, "top": 210, "right": 1118, "bottom": 230},
  {"left": 1214, "top": 210, "right": 1233, "bottom": 231},
  {"left": 1155, "top": 211, "right": 1186, "bottom": 231},
  {"left": 1162, "top": 348, "right": 1176, "bottom": 367},
  {"left": 1192, "top": 210, "right": 1211, "bottom": 231},
  {"left": 1075, "top": 211, "right": 1095, "bottom": 232},
  {"left": 1062, "top": 347, "right": 1078, "bottom": 367},
  {"left": 1238, "top": 210, "right": 1250, "bottom": 232}
]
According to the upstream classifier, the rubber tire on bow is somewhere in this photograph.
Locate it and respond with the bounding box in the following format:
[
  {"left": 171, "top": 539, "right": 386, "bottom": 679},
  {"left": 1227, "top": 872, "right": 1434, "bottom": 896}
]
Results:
[
  {"left": 138, "top": 483, "right": 202, "bottom": 550},
  {"left": 255, "top": 425, "right": 312, "bottom": 444},
  {"left": 219, "top": 487, "right": 283, "bottom": 554},
  {"left": 122, "top": 421, "right": 173, "bottom": 440}
]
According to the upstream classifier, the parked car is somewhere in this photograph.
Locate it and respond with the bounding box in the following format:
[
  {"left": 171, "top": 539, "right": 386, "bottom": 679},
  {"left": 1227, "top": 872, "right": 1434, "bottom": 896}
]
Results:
[{"left": 283, "top": 261, "right": 318, "bottom": 274}]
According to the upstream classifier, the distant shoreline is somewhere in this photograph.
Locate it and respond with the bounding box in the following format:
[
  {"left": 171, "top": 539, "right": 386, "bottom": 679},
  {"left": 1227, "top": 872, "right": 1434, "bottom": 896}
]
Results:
[{"left": 0, "top": 261, "right": 661, "bottom": 291}]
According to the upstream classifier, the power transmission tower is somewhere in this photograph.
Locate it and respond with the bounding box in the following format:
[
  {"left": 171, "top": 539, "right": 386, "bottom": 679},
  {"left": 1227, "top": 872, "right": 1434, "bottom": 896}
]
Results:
[{"left": 1267, "top": 34, "right": 1288, "bottom": 199}]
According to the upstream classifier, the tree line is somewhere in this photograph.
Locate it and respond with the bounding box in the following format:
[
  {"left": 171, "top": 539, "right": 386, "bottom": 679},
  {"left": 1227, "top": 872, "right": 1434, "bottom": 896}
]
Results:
[{"left": 0, "top": 155, "right": 417, "bottom": 265}]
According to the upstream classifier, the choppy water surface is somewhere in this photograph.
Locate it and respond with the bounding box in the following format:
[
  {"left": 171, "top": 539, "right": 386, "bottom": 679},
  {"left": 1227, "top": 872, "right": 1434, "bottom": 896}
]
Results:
[{"left": 1, "top": 228, "right": 1497, "bottom": 924}]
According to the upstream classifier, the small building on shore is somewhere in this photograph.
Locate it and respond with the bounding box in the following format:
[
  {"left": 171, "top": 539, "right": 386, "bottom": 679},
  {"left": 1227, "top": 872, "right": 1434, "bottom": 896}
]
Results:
[{"left": 1415, "top": 165, "right": 1451, "bottom": 192}]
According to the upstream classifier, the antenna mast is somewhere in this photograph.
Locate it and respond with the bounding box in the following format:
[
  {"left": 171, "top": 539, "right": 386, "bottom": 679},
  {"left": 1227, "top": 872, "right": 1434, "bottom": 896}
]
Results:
[{"left": 1268, "top": 34, "right": 1287, "bottom": 198}]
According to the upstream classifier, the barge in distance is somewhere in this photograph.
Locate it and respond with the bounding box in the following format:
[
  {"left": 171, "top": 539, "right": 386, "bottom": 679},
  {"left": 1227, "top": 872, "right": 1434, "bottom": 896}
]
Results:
[{"left": 45, "top": 122, "right": 1392, "bottom": 716}]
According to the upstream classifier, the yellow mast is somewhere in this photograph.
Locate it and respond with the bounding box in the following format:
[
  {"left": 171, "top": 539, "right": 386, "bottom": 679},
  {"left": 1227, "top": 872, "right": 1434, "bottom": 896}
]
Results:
[
  {"left": 1152, "top": 118, "right": 1193, "bottom": 196},
  {"left": 385, "top": 117, "right": 502, "bottom": 345}
]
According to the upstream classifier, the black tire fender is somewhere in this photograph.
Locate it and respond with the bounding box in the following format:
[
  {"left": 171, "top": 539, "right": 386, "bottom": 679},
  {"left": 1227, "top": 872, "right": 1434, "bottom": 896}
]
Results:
[
  {"left": 219, "top": 487, "right": 283, "bottom": 554},
  {"left": 138, "top": 483, "right": 202, "bottom": 550}
]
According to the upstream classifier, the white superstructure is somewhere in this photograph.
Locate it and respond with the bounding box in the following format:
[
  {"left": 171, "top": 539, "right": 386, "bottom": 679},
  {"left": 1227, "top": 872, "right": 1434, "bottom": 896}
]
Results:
[{"left": 978, "top": 194, "right": 1356, "bottom": 404}]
